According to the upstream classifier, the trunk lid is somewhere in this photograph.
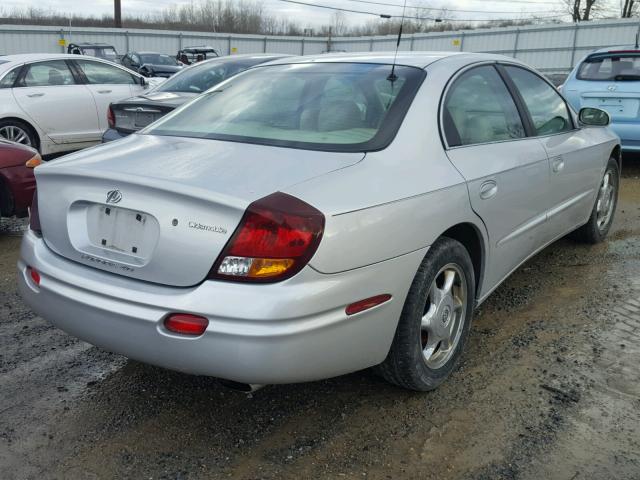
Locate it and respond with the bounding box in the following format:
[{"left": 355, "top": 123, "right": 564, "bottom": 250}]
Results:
[
  {"left": 35, "top": 134, "right": 364, "bottom": 286},
  {"left": 111, "top": 92, "right": 196, "bottom": 133},
  {"left": 572, "top": 80, "right": 640, "bottom": 121}
]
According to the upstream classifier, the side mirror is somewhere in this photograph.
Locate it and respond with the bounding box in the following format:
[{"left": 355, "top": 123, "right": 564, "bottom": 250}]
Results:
[
  {"left": 579, "top": 107, "right": 610, "bottom": 127},
  {"left": 140, "top": 76, "right": 148, "bottom": 88}
]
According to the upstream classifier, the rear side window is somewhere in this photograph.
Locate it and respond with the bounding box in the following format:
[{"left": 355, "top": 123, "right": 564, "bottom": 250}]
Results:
[
  {"left": 20, "top": 61, "right": 76, "bottom": 87},
  {"left": 444, "top": 65, "right": 525, "bottom": 147},
  {"left": 0, "top": 67, "right": 20, "bottom": 88},
  {"left": 505, "top": 66, "right": 573, "bottom": 136},
  {"left": 76, "top": 60, "right": 136, "bottom": 85},
  {"left": 578, "top": 54, "right": 640, "bottom": 81}
]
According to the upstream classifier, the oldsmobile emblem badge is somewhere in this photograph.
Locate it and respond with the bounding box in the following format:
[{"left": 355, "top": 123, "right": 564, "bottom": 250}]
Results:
[{"left": 106, "top": 189, "right": 123, "bottom": 204}]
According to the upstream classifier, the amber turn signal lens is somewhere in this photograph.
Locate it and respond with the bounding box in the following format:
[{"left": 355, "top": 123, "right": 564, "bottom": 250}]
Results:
[{"left": 25, "top": 155, "right": 42, "bottom": 168}]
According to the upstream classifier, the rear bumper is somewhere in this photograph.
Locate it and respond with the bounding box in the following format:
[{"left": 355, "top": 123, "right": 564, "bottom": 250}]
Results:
[
  {"left": 18, "top": 231, "right": 424, "bottom": 384},
  {"left": 102, "top": 128, "right": 131, "bottom": 143}
]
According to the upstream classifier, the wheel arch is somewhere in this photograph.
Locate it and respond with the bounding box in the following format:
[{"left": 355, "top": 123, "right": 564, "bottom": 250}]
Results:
[
  {"left": 440, "top": 222, "right": 486, "bottom": 299},
  {"left": 611, "top": 144, "right": 621, "bottom": 171},
  {"left": 0, "top": 116, "right": 42, "bottom": 151}
]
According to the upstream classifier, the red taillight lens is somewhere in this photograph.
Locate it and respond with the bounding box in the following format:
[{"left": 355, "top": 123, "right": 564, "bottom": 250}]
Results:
[
  {"left": 107, "top": 104, "right": 115, "bottom": 129},
  {"left": 28, "top": 267, "right": 40, "bottom": 286},
  {"left": 345, "top": 294, "right": 392, "bottom": 316},
  {"left": 164, "top": 313, "right": 209, "bottom": 336},
  {"left": 210, "top": 192, "right": 325, "bottom": 283},
  {"left": 29, "top": 190, "right": 41, "bottom": 234}
]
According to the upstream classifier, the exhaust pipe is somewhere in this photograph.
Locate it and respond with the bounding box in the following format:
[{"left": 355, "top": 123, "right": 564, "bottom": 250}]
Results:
[{"left": 219, "top": 379, "right": 265, "bottom": 393}]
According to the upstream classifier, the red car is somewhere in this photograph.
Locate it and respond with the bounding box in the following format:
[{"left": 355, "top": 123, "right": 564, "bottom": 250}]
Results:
[{"left": 0, "top": 140, "right": 39, "bottom": 218}]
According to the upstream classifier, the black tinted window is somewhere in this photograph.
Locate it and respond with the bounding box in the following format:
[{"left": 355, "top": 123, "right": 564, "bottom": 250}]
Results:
[
  {"left": 578, "top": 54, "right": 640, "bottom": 81},
  {"left": 506, "top": 66, "right": 573, "bottom": 136},
  {"left": 444, "top": 65, "right": 525, "bottom": 147}
]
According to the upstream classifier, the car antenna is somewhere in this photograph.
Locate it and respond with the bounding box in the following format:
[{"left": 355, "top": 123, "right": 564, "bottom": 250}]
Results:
[{"left": 387, "top": 0, "right": 408, "bottom": 83}]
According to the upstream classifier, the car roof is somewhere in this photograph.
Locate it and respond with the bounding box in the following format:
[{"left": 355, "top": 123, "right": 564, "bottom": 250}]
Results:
[
  {"left": 0, "top": 53, "right": 98, "bottom": 63},
  {"left": 262, "top": 51, "right": 522, "bottom": 69}
]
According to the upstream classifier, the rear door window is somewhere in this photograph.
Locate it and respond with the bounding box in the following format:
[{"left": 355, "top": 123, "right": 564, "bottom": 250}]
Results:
[
  {"left": 20, "top": 60, "right": 76, "bottom": 87},
  {"left": 75, "top": 60, "right": 137, "bottom": 85},
  {"left": 505, "top": 66, "right": 573, "bottom": 136},
  {"left": 578, "top": 54, "right": 640, "bottom": 81},
  {"left": 443, "top": 65, "right": 525, "bottom": 147},
  {"left": 0, "top": 67, "right": 20, "bottom": 88}
]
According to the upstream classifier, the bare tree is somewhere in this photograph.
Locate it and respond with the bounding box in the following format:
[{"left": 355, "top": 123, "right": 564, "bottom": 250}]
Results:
[
  {"left": 622, "top": 0, "right": 638, "bottom": 17},
  {"left": 564, "top": 0, "right": 600, "bottom": 21}
]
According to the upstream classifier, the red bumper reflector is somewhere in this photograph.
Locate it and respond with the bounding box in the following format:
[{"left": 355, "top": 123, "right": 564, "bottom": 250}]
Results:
[
  {"left": 164, "top": 314, "right": 209, "bottom": 336},
  {"left": 346, "top": 294, "right": 392, "bottom": 316},
  {"left": 28, "top": 267, "right": 40, "bottom": 286}
]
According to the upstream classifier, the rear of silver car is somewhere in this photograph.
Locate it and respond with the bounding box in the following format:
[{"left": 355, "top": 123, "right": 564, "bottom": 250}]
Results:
[{"left": 17, "top": 132, "right": 418, "bottom": 384}]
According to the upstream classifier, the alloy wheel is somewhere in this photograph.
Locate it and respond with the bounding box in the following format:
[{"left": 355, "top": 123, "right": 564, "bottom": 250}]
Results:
[
  {"left": 420, "top": 263, "right": 467, "bottom": 369},
  {"left": 0, "top": 125, "right": 32, "bottom": 146},
  {"left": 596, "top": 170, "right": 616, "bottom": 232}
]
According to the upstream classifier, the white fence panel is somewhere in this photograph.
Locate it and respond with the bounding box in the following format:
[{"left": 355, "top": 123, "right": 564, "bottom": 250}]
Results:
[
  {"left": 2, "top": 19, "right": 640, "bottom": 72},
  {"left": 465, "top": 32, "right": 517, "bottom": 52}
]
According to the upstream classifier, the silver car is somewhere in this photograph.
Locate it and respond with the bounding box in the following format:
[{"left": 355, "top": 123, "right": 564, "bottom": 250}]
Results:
[{"left": 18, "top": 52, "right": 620, "bottom": 391}]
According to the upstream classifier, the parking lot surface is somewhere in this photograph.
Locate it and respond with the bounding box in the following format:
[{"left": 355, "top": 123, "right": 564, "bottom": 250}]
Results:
[{"left": 1, "top": 162, "right": 640, "bottom": 480}]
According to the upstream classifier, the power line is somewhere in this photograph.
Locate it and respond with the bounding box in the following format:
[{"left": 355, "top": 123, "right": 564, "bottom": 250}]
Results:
[
  {"left": 344, "top": 0, "right": 560, "bottom": 15},
  {"left": 275, "top": 0, "right": 569, "bottom": 22}
]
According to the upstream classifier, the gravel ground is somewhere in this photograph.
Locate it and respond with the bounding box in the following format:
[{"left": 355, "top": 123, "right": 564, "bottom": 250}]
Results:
[{"left": 1, "top": 160, "right": 640, "bottom": 480}]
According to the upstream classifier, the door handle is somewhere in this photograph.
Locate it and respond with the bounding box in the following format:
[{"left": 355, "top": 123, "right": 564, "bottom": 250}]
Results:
[
  {"left": 479, "top": 180, "right": 498, "bottom": 200},
  {"left": 27, "top": 93, "right": 44, "bottom": 98},
  {"left": 551, "top": 156, "right": 565, "bottom": 173},
  {"left": 97, "top": 89, "right": 112, "bottom": 94}
]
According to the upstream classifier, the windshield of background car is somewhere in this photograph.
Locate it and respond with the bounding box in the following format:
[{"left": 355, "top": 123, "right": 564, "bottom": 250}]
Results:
[
  {"left": 157, "top": 58, "right": 270, "bottom": 93},
  {"left": 147, "top": 62, "right": 426, "bottom": 152},
  {"left": 140, "top": 54, "right": 178, "bottom": 66},
  {"left": 577, "top": 53, "right": 640, "bottom": 81}
]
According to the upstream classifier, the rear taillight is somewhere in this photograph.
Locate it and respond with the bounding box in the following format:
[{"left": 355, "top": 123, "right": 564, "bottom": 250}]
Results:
[
  {"left": 210, "top": 192, "right": 324, "bottom": 283},
  {"left": 107, "top": 104, "right": 115, "bottom": 129},
  {"left": 29, "top": 190, "right": 41, "bottom": 235}
]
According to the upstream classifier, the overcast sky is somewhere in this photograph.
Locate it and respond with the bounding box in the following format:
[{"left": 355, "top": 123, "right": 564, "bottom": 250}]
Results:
[{"left": 2, "top": 0, "right": 574, "bottom": 27}]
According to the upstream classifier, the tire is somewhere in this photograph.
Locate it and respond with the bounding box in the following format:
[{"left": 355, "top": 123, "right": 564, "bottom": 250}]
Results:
[
  {"left": 0, "top": 119, "right": 39, "bottom": 150},
  {"left": 571, "top": 157, "right": 619, "bottom": 244},
  {"left": 378, "top": 237, "right": 475, "bottom": 391}
]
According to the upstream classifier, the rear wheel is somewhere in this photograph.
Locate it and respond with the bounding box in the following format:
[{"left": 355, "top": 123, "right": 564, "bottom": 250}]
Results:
[
  {"left": 0, "top": 119, "right": 38, "bottom": 150},
  {"left": 572, "top": 157, "right": 619, "bottom": 244},
  {"left": 378, "top": 237, "right": 475, "bottom": 391}
]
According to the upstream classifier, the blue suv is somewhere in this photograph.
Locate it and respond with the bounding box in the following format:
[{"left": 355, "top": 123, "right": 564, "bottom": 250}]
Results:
[{"left": 562, "top": 46, "right": 640, "bottom": 152}]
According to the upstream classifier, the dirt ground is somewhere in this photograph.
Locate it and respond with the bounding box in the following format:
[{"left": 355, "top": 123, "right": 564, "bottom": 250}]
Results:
[{"left": 1, "top": 160, "right": 640, "bottom": 480}]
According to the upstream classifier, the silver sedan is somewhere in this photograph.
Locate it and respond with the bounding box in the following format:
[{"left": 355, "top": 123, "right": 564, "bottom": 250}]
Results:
[{"left": 18, "top": 52, "right": 620, "bottom": 391}]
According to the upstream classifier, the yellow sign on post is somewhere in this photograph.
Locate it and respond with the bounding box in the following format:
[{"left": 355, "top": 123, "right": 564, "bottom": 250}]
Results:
[
  {"left": 452, "top": 39, "right": 461, "bottom": 47},
  {"left": 58, "top": 39, "right": 67, "bottom": 46}
]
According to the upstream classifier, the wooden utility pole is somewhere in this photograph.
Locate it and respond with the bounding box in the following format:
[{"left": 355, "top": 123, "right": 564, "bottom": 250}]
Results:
[{"left": 114, "top": 0, "right": 122, "bottom": 28}]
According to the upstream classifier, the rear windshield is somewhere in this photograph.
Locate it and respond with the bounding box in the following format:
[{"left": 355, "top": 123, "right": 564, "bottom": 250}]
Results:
[
  {"left": 146, "top": 62, "right": 426, "bottom": 152},
  {"left": 140, "top": 54, "right": 178, "bottom": 66},
  {"left": 156, "top": 58, "right": 271, "bottom": 94},
  {"left": 577, "top": 53, "right": 640, "bottom": 81},
  {"left": 84, "top": 47, "right": 118, "bottom": 62}
]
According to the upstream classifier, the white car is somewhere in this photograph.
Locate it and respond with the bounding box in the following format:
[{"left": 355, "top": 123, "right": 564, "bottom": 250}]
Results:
[{"left": 0, "top": 54, "right": 149, "bottom": 155}]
